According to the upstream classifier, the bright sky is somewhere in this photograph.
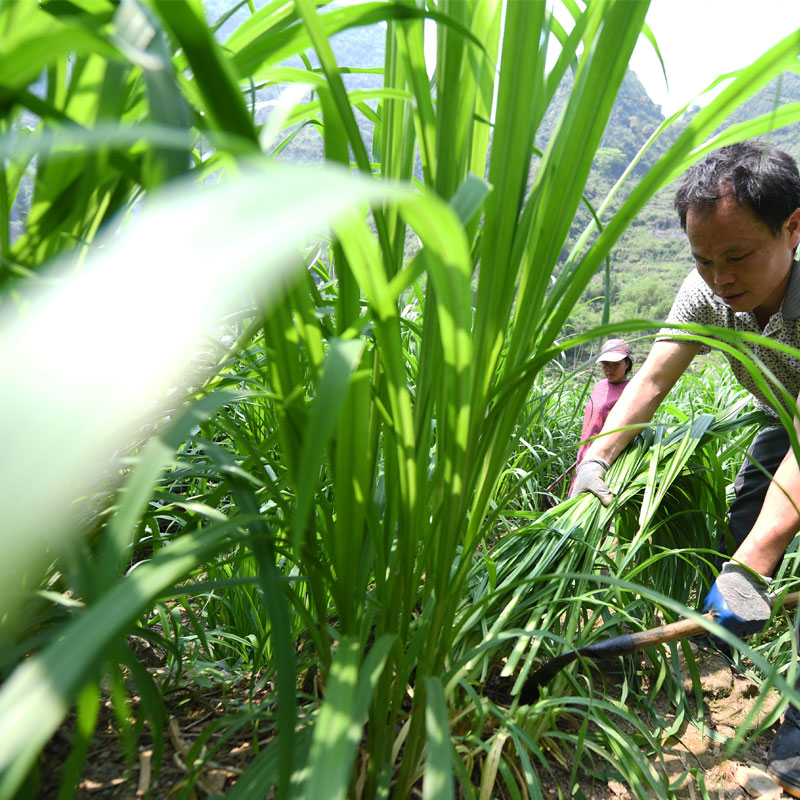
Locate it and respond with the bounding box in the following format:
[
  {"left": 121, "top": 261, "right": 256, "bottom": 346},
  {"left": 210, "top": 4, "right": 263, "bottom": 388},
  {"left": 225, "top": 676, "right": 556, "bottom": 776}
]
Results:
[
  {"left": 629, "top": 0, "right": 800, "bottom": 115},
  {"left": 421, "top": 1, "right": 800, "bottom": 120}
]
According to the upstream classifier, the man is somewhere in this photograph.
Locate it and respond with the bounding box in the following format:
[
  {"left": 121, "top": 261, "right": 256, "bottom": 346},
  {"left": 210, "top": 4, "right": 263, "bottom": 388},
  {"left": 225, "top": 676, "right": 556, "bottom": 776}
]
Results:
[{"left": 570, "top": 140, "right": 800, "bottom": 794}]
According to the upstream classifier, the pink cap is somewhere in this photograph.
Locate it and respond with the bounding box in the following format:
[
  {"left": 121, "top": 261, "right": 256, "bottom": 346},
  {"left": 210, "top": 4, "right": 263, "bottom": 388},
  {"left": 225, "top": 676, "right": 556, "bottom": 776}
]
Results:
[{"left": 596, "top": 338, "right": 630, "bottom": 363}]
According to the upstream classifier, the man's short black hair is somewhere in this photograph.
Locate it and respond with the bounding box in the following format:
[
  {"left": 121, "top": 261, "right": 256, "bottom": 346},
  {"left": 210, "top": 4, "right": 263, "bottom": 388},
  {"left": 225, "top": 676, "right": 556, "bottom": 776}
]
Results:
[{"left": 674, "top": 140, "right": 800, "bottom": 234}]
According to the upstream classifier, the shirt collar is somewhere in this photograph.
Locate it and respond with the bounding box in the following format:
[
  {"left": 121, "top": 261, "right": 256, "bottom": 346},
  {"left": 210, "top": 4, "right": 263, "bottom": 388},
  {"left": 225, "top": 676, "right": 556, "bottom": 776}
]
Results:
[{"left": 781, "top": 260, "right": 800, "bottom": 320}]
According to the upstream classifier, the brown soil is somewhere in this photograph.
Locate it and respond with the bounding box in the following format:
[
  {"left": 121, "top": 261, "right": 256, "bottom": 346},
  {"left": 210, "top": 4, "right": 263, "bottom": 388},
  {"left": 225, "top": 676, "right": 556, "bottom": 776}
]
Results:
[
  {"left": 40, "top": 686, "right": 252, "bottom": 799},
  {"left": 532, "top": 642, "right": 791, "bottom": 799},
  {"left": 653, "top": 643, "right": 789, "bottom": 800},
  {"left": 37, "top": 642, "right": 796, "bottom": 799}
]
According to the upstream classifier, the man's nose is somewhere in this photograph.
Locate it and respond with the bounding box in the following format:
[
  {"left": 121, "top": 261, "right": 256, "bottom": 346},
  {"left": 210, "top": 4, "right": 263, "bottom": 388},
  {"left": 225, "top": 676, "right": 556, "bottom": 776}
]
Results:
[{"left": 713, "top": 265, "right": 736, "bottom": 285}]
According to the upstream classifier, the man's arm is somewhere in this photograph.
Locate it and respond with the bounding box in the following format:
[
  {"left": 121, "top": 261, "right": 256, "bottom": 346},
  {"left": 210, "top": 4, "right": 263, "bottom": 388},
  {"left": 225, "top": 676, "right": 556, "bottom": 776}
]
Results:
[
  {"left": 732, "top": 433, "right": 800, "bottom": 576},
  {"left": 582, "top": 340, "right": 699, "bottom": 463},
  {"left": 702, "top": 415, "right": 800, "bottom": 638}
]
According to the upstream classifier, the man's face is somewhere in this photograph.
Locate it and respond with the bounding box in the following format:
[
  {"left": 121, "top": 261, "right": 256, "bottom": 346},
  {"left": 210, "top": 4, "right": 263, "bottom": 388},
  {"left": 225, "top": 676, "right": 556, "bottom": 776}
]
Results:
[
  {"left": 686, "top": 193, "right": 800, "bottom": 326},
  {"left": 600, "top": 359, "right": 627, "bottom": 384}
]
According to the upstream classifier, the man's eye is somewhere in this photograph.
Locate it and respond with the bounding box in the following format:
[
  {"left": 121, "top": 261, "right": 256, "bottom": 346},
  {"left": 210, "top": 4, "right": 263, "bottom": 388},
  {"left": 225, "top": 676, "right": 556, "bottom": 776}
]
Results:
[{"left": 729, "top": 253, "right": 750, "bottom": 263}]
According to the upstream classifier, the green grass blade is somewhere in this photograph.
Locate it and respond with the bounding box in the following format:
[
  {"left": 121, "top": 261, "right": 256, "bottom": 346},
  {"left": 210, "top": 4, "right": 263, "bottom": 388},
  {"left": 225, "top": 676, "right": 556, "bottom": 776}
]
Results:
[
  {"left": 114, "top": 0, "right": 192, "bottom": 186},
  {"left": 304, "top": 635, "right": 394, "bottom": 800},
  {"left": 0, "top": 517, "right": 255, "bottom": 796},
  {"left": 152, "top": 0, "right": 259, "bottom": 144},
  {"left": 291, "top": 337, "right": 365, "bottom": 551},
  {"left": 230, "top": 2, "right": 478, "bottom": 85},
  {"left": 423, "top": 676, "right": 454, "bottom": 800},
  {"left": 471, "top": 0, "right": 547, "bottom": 399},
  {"left": 0, "top": 162, "right": 417, "bottom": 617},
  {"left": 508, "top": 0, "right": 649, "bottom": 364},
  {"left": 0, "top": 1, "right": 120, "bottom": 103},
  {"left": 99, "top": 390, "right": 246, "bottom": 589},
  {"left": 55, "top": 681, "right": 101, "bottom": 800}
]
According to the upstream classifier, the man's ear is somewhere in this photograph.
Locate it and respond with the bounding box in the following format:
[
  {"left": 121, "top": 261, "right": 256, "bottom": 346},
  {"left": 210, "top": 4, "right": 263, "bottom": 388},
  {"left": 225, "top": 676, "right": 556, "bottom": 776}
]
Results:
[{"left": 786, "top": 208, "right": 800, "bottom": 250}]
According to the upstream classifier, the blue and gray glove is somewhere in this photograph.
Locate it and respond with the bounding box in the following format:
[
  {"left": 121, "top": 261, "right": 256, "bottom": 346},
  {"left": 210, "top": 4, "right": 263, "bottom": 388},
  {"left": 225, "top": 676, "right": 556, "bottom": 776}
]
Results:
[
  {"left": 570, "top": 458, "right": 614, "bottom": 506},
  {"left": 702, "top": 561, "right": 772, "bottom": 638}
]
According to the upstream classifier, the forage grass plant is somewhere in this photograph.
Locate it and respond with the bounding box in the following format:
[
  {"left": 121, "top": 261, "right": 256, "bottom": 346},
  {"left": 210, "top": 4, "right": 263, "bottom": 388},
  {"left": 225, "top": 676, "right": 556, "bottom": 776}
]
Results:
[
  {"left": 493, "top": 361, "right": 591, "bottom": 517},
  {"left": 2, "top": 1, "right": 800, "bottom": 798},
  {"left": 455, "top": 400, "right": 789, "bottom": 792}
]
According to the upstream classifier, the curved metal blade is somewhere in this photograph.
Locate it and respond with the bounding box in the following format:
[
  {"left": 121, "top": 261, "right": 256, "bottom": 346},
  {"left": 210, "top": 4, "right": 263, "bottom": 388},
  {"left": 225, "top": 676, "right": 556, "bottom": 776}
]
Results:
[{"left": 519, "top": 632, "right": 635, "bottom": 704}]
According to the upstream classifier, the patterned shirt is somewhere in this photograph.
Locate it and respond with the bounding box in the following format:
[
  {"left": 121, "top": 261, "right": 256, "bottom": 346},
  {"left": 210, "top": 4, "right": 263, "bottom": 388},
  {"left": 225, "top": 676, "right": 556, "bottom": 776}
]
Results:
[{"left": 658, "top": 261, "right": 800, "bottom": 421}]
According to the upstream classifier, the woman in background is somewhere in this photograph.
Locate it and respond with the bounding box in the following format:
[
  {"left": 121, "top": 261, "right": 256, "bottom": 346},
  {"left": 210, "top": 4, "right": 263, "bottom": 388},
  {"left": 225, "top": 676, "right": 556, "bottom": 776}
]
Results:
[
  {"left": 546, "top": 339, "right": 633, "bottom": 503},
  {"left": 574, "top": 338, "right": 633, "bottom": 468}
]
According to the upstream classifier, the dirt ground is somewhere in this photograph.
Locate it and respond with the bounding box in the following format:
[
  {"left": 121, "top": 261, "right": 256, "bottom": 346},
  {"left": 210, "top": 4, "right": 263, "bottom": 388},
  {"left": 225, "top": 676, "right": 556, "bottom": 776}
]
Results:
[
  {"left": 652, "top": 643, "right": 790, "bottom": 800},
  {"left": 542, "top": 642, "right": 793, "bottom": 800},
  {"left": 38, "top": 641, "right": 797, "bottom": 800}
]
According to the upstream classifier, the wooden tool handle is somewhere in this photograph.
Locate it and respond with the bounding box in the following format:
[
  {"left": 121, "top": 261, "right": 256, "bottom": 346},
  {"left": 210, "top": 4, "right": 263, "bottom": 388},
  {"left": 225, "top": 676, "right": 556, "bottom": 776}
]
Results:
[{"left": 628, "top": 590, "right": 800, "bottom": 650}]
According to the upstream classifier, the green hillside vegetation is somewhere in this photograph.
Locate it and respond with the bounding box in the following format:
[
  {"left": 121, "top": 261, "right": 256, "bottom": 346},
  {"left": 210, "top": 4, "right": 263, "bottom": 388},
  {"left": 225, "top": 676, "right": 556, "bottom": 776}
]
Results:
[{"left": 216, "top": 20, "right": 800, "bottom": 370}]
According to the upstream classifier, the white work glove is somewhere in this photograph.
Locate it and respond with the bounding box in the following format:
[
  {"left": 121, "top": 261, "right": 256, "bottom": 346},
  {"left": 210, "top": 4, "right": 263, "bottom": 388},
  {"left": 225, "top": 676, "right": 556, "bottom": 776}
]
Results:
[{"left": 569, "top": 457, "right": 614, "bottom": 506}]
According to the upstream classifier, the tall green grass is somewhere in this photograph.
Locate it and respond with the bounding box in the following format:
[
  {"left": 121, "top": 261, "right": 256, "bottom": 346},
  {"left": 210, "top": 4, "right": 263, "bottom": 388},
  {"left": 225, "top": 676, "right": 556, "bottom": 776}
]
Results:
[{"left": 2, "top": 1, "right": 800, "bottom": 797}]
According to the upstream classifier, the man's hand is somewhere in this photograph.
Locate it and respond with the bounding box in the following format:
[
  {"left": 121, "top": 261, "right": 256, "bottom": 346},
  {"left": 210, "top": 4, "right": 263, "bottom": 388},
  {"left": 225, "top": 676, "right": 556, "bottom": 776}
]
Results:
[
  {"left": 569, "top": 458, "right": 614, "bottom": 506},
  {"left": 702, "top": 561, "right": 772, "bottom": 638}
]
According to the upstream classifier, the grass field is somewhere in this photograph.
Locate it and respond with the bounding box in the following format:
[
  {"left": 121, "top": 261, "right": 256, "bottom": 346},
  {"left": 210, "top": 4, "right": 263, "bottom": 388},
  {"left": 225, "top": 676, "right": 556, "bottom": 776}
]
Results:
[{"left": 2, "top": 1, "right": 800, "bottom": 797}]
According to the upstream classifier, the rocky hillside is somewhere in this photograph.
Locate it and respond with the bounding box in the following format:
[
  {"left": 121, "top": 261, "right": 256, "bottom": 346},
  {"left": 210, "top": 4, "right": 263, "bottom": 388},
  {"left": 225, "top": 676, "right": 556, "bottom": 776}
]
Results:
[{"left": 16, "top": 2, "right": 798, "bottom": 357}]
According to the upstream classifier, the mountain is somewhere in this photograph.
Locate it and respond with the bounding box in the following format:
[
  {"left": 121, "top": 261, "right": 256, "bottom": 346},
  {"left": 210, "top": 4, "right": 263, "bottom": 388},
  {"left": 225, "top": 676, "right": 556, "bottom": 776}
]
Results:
[
  {"left": 206, "top": 0, "right": 387, "bottom": 166},
  {"left": 537, "top": 69, "right": 668, "bottom": 180},
  {"left": 14, "top": 2, "right": 800, "bottom": 350},
  {"left": 236, "top": 9, "right": 800, "bottom": 354}
]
